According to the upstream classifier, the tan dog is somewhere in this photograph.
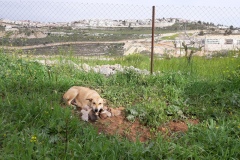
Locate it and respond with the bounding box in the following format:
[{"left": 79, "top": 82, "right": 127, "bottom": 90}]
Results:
[{"left": 63, "top": 86, "right": 104, "bottom": 113}]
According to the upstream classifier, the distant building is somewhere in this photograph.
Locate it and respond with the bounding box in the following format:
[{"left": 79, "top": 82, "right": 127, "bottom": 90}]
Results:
[
  {"left": 5, "top": 25, "right": 19, "bottom": 32},
  {"left": 203, "top": 35, "right": 240, "bottom": 51},
  {"left": 205, "top": 39, "right": 220, "bottom": 44},
  {"left": 217, "top": 25, "right": 229, "bottom": 29}
]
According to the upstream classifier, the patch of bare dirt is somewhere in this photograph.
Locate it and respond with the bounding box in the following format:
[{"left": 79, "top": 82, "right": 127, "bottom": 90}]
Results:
[
  {"left": 159, "top": 119, "right": 199, "bottom": 135},
  {"left": 88, "top": 107, "right": 199, "bottom": 142},
  {"left": 92, "top": 111, "right": 152, "bottom": 142},
  {"left": 64, "top": 104, "right": 199, "bottom": 142}
]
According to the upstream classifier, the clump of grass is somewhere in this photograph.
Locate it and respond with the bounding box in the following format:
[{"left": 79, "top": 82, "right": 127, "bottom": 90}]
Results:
[{"left": 161, "top": 33, "right": 179, "bottom": 40}]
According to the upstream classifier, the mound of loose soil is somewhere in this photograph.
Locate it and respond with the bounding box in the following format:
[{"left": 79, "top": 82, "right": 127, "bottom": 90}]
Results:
[
  {"left": 65, "top": 105, "right": 199, "bottom": 142},
  {"left": 90, "top": 107, "right": 199, "bottom": 142},
  {"left": 92, "top": 110, "right": 152, "bottom": 142}
]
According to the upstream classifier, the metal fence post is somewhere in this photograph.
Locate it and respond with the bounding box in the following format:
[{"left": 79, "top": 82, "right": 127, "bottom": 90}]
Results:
[{"left": 151, "top": 6, "right": 155, "bottom": 75}]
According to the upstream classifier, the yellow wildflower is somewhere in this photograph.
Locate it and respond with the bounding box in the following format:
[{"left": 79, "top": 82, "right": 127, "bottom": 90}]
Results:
[{"left": 30, "top": 135, "right": 37, "bottom": 143}]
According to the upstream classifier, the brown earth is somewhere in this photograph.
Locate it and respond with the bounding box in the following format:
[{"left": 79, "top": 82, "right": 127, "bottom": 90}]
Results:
[
  {"left": 73, "top": 106, "right": 199, "bottom": 142},
  {"left": 92, "top": 109, "right": 152, "bottom": 142}
]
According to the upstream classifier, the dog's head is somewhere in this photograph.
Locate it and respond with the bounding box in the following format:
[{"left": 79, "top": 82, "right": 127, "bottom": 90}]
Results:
[{"left": 86, "top": 97, "right": 104, "bottom": 114}]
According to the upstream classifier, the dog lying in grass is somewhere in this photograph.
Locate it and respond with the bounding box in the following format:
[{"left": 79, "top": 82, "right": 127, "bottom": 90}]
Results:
[{"left": 63, "top": 86, "right": 104, "bottom": 115}]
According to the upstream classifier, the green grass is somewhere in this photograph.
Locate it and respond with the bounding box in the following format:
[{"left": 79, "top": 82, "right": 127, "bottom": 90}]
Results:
[
  {"left": 1, "top": 27, "right": 180, "bottom": 46},
  {"left": 0, "top": 51, "right": 240, "bottom": 159},
  {"left": 161, "top": 34, "right": 179, "bottom": 40}
]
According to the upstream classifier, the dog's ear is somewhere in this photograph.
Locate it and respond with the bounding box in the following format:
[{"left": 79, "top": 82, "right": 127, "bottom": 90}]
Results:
[
  {"left": 86, "top": 98, "right": 93, "bottom": 102},
  {"left": 103, "top": 98, "right": 106, "bottom": 102},
  {"left": 103, "top": 98, "right": 107, "bottom": 104}
]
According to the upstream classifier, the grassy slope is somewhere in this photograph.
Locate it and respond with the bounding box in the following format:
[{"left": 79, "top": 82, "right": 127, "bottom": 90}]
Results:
[{"left": 0, "top": 51, "right": 239, "bottom": 159}]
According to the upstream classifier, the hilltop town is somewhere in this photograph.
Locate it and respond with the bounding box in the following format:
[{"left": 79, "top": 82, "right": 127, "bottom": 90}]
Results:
[
  {"left": 1, "top": 18, "right": 179, "bottom": 29},
  {"left": 1, "top": 17, "right": 240, "bottom": 57}
]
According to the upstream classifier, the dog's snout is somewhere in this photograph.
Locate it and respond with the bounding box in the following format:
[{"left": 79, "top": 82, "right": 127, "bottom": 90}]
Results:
[{"left": 94, "top": 109, "right": 98, "bottom": 112}]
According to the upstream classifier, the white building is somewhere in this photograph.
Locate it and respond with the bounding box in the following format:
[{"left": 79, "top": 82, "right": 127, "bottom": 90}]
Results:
[
  {"left": 5, "top": 25, "right": 19, "bottom": 32},
  {"left": 202, "top": 35, "right": 240, "bottom": 51}
]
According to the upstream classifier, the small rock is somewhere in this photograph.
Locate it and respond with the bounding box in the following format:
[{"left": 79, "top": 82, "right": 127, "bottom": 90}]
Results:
[
  {"left": 99, "top": 66, "right": 115, "bottom": 76},
  {"left": 99, "top": 110, "right": 112, "bottom": 119},
  {"left": 82, "top": 63, "right": 91, "bottom": 72},
  {"left": 99, "top": 112, "right": 108, "bottom": 119},
  {"left": 103, "top": 110, "right": 112, "bottom": 117},
  {"left": 109, "top": 108, "right": 121, "bottom": 116},
  {"left": 92, "top": 67, "right": 100, "bottom": 73}
]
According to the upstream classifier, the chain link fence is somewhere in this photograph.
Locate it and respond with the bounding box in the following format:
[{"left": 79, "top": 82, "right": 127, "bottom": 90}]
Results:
[{"left": 1, "top": 1, "right": 240, "bottom": 59}]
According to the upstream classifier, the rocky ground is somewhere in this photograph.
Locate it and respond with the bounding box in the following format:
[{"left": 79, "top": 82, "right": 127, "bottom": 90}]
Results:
[{"left": 35, "top": 59, "right": 155, "bottom": 76}]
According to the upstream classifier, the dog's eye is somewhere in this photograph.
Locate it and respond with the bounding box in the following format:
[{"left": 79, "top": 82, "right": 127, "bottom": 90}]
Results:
[
  {"left": 93, "top": 102, "right": 96, "bottom": 105},
  {"left": 99, "top": 103, "right": 102, "bottom": 105}
]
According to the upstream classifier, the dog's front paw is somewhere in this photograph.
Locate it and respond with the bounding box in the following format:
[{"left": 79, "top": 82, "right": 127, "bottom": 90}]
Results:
[{"left": 81, "top": 109, "right": 89, "bottom": 121}]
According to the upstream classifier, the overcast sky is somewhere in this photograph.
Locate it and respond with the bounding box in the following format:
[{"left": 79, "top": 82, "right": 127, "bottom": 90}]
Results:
[
  {"left": 3, "top": 0, "right": 239, "bottom": 8},
  {"left": 1, "top": 0, "right": 240, "bottom": 26},
  {"left": 80, "top": 0, "right": 238, "bottom": 8}
]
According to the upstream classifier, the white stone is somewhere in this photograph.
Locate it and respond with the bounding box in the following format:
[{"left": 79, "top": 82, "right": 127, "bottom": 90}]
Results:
[
  {"left": 101, "top": 110, "right": 112, "bottom": 117},
  {"left": 82, "top": 63, "right": 91, "bottom": 72}
]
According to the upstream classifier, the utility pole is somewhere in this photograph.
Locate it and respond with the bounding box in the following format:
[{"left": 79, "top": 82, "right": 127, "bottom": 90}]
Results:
[{"left": 150, "top": 6, "right": 155, "bottom": 74}]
